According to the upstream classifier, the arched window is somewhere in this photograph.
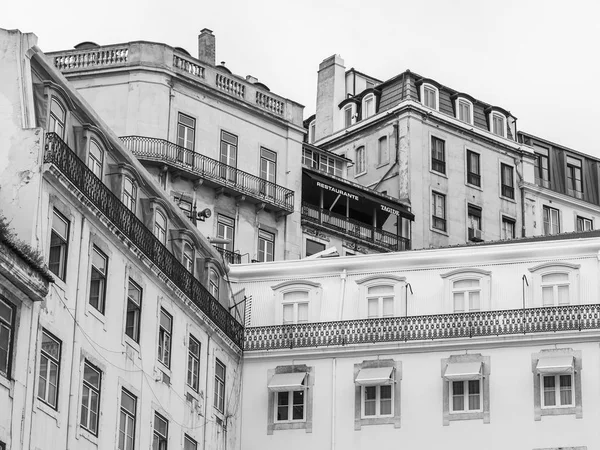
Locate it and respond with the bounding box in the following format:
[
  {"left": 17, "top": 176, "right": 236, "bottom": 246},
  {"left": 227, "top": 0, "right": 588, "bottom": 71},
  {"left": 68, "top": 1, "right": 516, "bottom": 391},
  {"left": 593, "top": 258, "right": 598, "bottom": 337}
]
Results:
[
  {"left": 183, "top": 243, "right": 194, "bottom": 273},
  {"left": 122, "top": 176, "right": 137, "bottom": 213},
  {"left": 528, "top": 262, "right": 580, "bottom": 307},
  {"left": 356, "top": 275, "right": 406, "bottom": 319},
  {"left": 440, "top": 268, "right": 491, "bottom": 313},
  {"left": 308, "top": 120, "right": 316, "bottom": 144},
  {"left": 452, "top": 279, "right": 480, "bottom": 312},
  {"left": 421, "top": 83, "right": 438, "bottom": 110},
  {"left": 355, "top": 146, "right": 366, "bottom": 175},
  {"left": 282, "top": 291, "right": 309, "bottom": 324},
  {"left": 362, "top": 94, "right": 375, "bottom": 119},
  {"left": 455, "top": 97, "right": 473, "bottom": 125},
  {"left": 271, "top": 280, "right": 321, "bottom": 326},
  {"left": 367, "top": 285, "right": 394, "bottom": 318},
  {"left": 209, "top": 269, "right": 219, "bottom": 298},
  {"left": 154, "top": 211, "right": 167, "bottom": 244},
  {"left": 88, "top": 139, "right": 104, "bottom": 179},
  {"left": 49, "top": 97, "right": 66, "bottom": 139},
  {"left": 490, "top": 112, "right": 506, "bottom": 137},
  {"left": 541, "top": 273, "right": 569, "bottom": 306}
]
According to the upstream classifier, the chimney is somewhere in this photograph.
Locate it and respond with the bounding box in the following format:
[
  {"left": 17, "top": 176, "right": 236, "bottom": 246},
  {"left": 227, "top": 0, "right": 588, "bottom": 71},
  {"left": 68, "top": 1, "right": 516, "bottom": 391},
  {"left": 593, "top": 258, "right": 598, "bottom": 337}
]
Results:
[
  {"left": 198, "top": 28, "right": 215, "bottom": 66},
  {"left": 315, "top": 55, "right": 346, "bottom": 141}
]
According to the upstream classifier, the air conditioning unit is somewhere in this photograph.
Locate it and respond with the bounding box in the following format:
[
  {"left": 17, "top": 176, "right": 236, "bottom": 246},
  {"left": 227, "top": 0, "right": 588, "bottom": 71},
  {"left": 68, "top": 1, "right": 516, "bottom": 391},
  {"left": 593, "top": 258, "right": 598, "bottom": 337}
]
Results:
[{"left": 468, "top": 228, "right": 483, "bottom": 242}]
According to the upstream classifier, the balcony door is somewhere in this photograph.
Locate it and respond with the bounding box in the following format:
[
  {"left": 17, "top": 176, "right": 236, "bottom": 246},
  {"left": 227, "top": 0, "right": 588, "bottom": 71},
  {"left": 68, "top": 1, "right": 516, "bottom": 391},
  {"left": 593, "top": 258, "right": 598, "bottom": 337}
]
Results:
[
  {"left": 220, "top": 131, "right": 238, "bottom": 183},
  {"left": 260, "top": 148, "right": 277, "bottom": 199},
  {"left": 216, "top": 214, "right": 235, "bottom": 252}
]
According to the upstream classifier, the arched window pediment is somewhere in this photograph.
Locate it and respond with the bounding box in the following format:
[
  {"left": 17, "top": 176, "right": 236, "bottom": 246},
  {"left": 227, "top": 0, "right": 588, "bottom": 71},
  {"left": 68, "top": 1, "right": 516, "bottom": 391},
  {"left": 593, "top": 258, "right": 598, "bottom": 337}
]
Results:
[
  {"left": 356, "top": 274, "right": 406, "bottom": 286},
  {"left": 440, "top": 268, "right": 491, "bottom": 280},
  {"left": 271, "top": 280, "right": 321, "bottom": 292},
  {"left": 528, "top": 262, "right": 581, "bottom": 274}
]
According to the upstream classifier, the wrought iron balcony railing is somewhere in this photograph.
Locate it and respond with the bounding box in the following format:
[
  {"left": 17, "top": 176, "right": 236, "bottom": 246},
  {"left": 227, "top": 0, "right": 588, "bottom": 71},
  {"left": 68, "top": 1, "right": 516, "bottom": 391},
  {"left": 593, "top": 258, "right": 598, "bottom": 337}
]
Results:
[
  {"left": 44, "top": 133, "right": 244, "bottom": 349},
  {"left": 301, "top": 202, "right": 410, "bottom": 252},
  {"left": 214, "top": 246, "right": 242, "bottom": 265},
  {"left": 121, "top": 136, "right": 295, "bottom": 213},
  {"left": 244, "top": 303, "right": 600, "bottom": 351}
]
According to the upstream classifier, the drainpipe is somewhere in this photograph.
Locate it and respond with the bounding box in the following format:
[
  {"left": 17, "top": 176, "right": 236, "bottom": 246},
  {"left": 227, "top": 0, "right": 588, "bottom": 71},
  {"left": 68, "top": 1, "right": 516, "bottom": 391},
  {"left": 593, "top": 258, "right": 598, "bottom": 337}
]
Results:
[
  {"left": 23, "top": 301, "right": 41, "bottom": 450},
  {"left": 166, "top": 79, "right": 174, "bottom": 142},
  {"left": 202, "top": 334, "right": 211, "bottom": 450},
  {"left": 517, "top": 154, "right": 526, "bottom": 237},
  {"left": 330, "top": 357, "right": 337, "bottom": 450},
  {"left": 337, "top": 269, "right": 347, "bottom": 320}
]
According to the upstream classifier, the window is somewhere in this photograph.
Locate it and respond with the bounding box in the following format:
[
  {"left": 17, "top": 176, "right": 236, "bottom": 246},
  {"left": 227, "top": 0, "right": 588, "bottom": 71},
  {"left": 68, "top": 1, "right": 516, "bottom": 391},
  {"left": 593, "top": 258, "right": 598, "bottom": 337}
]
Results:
[
  {"left": 152, "top": 412, "right": 168, "bottom": 450},
  {"left": 576, "top": 216, "right": 593, "bottom": 232},
  {"left": 305, "top": 239, "right": 325, "bottom": 257},
  {"left": 157, "top": 308, "right": 172, "bottom": 368},
  {"left": 276, "top": 387, "right": 305, "bottom": 422},
  {"left": 208, "top": 269, "right": 219, "bottom": 299},
  {"left": 282, "top": 291, "right": 309, "bottom": 324},
  {"left": 534, "top": 145, "right": 550, "bottom": 188},
  {"left": 267, "top": 365, "right": 314, "bottom": 434},
  {"left": 184, "top": 435, "right": 197, "bottom": 450},
  {"left": 457, "top": 99, "right": 473, "bottom": 124},
  {"left": 49, "top": 97, "right": 66, "bottom": 139},
  {"left": 220, "top": 131, "right": 238, "bottom": 181},
  {"left": 431, "top": 137, "right": 445, "bottom": 174},
  {"left": 500, "top": 163, "right": 514, "bottom": 199},
  {"left": 367, "top": 285, "right": 394, "bottom": 318},
  {"left": 422, "top": 84, "right": 438, "bottom": 109},
  {"left": 377, "top": 136, "right": 388, "bottom": 166},
  {"left": 175, "top": 196, "right": 193, "bottom": 218},
  {"left": 118, "top": 389, "right": 136, "bottom": 450},
  {"left": 543, "top": 205, "right": 560, "bottom": 235},
  {"left": 308, "top": 121, "right": 316, "bottom": 144},
  {"left": 122, "top": 176, "right": 137, "bottom": 213},
  {"left": 541, "top": 273, "right": 570, "bottom": 306},
  {"left": 452, "top": 279, "right": 480, "bottom": 312},
  {"left": 177, "top": 113, "right": 195, "bottom": 151},
  {"left": 88, "top": 139, "right": 104, "bottom": 179},
  {"left": 353, "top": 360, "right": 401, "bottom": 429},
  {"left": 302, "top": 149, "right": 343, "bottom": 177},
  {"left": 89, "top": 246, "right": 108, "bottom": 314},
  {"left": 183, "top": 243, "right": 194, "bottom": 273},
  {"left": 187, "top": 335, "right": 201, "bottom": 392},
  {"left": 355, "top": 146, "right": 366, "bottom": 175},
  {"left": 344, "top": 105, "right": 355, "bottom": 128},
  {"left": 216, "top": 215, "right": 235, "bottom": 252},
  {"left": 491, "top": 113, "right": 506, "bottom": 137},
  {"left": 467, "top": 204, "right": 482, "bottom": 241},
  {"left": 432, "top": 192, "right": 446, "bottom": 232},
  {"left": 214, "top": 359, "right": 226, "bottom": 413},
  {"left": 542, "top": 374, "right": 573, "bottom": 407},
  {"left": 0, "top": 298, "right": 15, "bottom": 378},
  {"left": 450, "top": 380, "right": 481, "bottom": 412},
  {"left": 260, "top": 148, "right": 277, "bottom": 198},
  {"left": 125, "top": 280, "right": 142, "bottom": 342},
  {"left": 49, "top": 209, "right": 69, "bottom": 281},
  {"left": 154, "top": 211, "right": 167, "bottom": 244},
  {"left": 38, "top": 330, "right": 61, "bottom": 408},
  {"left": 257, "top": 229, "right": 274, "bottom": 262},
  {"left": 566, "top": 156, "right": 583, "bottom": 199},
  {"left": 80, "top": 361, "right": 101, "bottom": 435},
  {"left": 363, "top": 384, "right": 392, "bottom": 417},
  {"left": 362, "top": 94, "right": 375, "bottom": 119},
  {"left": 441, "top": 268, "right": 491, "bottom": 314},
  {"left": 502, "top": 216, "right": 516, "bottom": 239},
  {"left": 466, "top": 150, "right": 480, "bottom": 187}
]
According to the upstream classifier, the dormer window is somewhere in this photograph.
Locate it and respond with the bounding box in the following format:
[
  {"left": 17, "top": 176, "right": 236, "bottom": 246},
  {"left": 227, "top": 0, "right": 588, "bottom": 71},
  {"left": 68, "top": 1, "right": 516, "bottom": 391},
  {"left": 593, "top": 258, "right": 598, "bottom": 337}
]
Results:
[
  {"left": 309, "top": 120, "right": 316, "bottom": 144},
  {"left": 49, "top": 97, "right": 66, "bottom": 139},
  {"left": 344, "top": 104, "right": 356, "bottom": 128},
  {"left": 421, "top": 84, "right": 438, "bottom": 110},
  {"left": 88, "top": 139, "right": 104, "bottom": 179},
  {"left": 491, "top": 112, "right": 506, "bottom": 137},
  {"left": 456, "top": 98, "right": 473, "bottom": 125},
  {"left": 362, "top": 94, "right": 375, "bottom": 120}
]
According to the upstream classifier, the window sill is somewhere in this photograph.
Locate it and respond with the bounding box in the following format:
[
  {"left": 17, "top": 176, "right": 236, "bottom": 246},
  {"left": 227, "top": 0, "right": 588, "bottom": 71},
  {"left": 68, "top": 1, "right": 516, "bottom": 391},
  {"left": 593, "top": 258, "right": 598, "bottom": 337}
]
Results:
[
  {"left": 444, "top": 410, "right": 487, "bottom": 425},
  {"left": 271, "top": 421, "right": 308, "bottom": 432},
  {"left": 538, "top": 405, "right": 579, "bottom": 419},
  {"left": 430, "top": 227, "right": 449, "bottom": 237},
  {"left": 355, "top": 416, "right": 400, "bottom": 429},
  {"left": 36, "top": 399, "right": 61, "bottom": 427},
  {"left": 0, "top": 374, "right": 13, "bottom": 397},
  {"left": 77, "top": 426, "right": 99, "bottom": 444},
  {"left": 500, "top": 195, "right": 517, "bottom": 204},
  {"left": 430, "top": 170, "right": 447, "bottom": 179},
  {"left": 85, "top": 305, "right": 107, "bottom": 330},
  {"left": 466, "top": 182, "right": 482, "bottom": 192},
  {"left": 354, "top": 171, "right": 367, "bottom": 179}
]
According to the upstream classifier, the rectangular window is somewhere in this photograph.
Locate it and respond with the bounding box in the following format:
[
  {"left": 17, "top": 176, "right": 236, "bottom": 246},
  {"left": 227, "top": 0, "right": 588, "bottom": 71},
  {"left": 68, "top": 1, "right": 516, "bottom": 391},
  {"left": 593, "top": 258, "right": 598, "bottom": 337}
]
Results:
[
  {"left": 431, "top": 137, "right": 445, "bottom": 174},
  {"left": 566, "top": 156, "right": 583, "bottom": 199},
  {"left": 432, "top": 192, "right": 446, "bottom": 232},
  {"left": 125, "top": 280, "right": 142, "bottom": 343},
  {"left": 177, "top": 113, "right": 196, "bottom": 151},
  {"left": 492, "top": 113, "right": 505, "bottom": 137},
  {"left": 88, "top": 140, "right": 104, "bottom": 179},
  {"left": 367, "top": 285, "right": 394, "bottom": 319},
  {"left": 576, "top": 216, "right": 593, "bottom": 232},
  {"left": 214, "top": 359, "right": 226, "bottom": 413},
  {"left": 260, "top": 148, "right": 277, "bottom": 198},
  {"left": 466, "top": 150, "right": 480, "bottom": 187},
  {"left": 452, "top": 279, "right": 481, "bottom": 312},
  {"left": 500, "top": 163, "right": 514, "bottom": 199},
  {"left": 184, "top": 435, "right": 198, "bottom": 450},
  {"left": 309, "top": 122, "right": 316, "bottom": 144},
  {"left": 377, "top": 136, "right": 388, "bottom": 166},
  {"left": 363, "top": 96, "right": 374, "bottom": 119},
  {"left": 118, "top": 389, "right": 136, "bottom": 450},
  {"left": 257, "top": 229, "right": 275, "bottom": 262},
  {"left": 0, "top": 298, "right": 15, "bottom": 378},
  {"left": 38, "top": 330, "right": 61, "bottom": 409},
  {"left": 216, "top": 214, "right": 235, "bottom": 253},
  {"left": 220, "top": 131, "right": 238, "bottom": 182},
  {"left": 157, "top": 308, "right": 172, "bottom": 368},
  {"left": 319, "top": 155, "right": 343, "bottom": 178},
  {"left": 122, "top": 177, "right": 137, "bottom": 213},
  {"left": 305, "top": 239, "right": 325, "bottom": 257},
  {"left": 534, "top": 145, "right": 550, "bottom": 188},
  {"left": 187, "top": 335, "right": 201, "bottom": 392},
  {"left": 276, "top": 389, "right": 305, "bottom": 422},
  {"left": 467, "top": 204, "right": 482, "bottom": 241},
  {"left": 458, "top": 100, "right": 471, "bottom": 124},
  {"left": 423, "top": 86, "right": 437, "bottom": 109},
  {"left": 451, "top": 380, "right": 481, "bottom": 412},
  {"left": 542, "top": 374, "right": 573, "bottom": 407},
  {"left": 543, "top": 206, "right": 560, "bottom": 235},
  {"left": 344, "top": 106, "right": 353, "bottom": 128},
  {"left": 89, "top": 246, "right": 108, "bottom": 314},
  {"left": 152, "top": 412, "right": 168, "bottom": 450},
  {"left": 541, "top": 273, "right": 570, "bottom": 306},
  {"left": 355, "top": 146, "right": 366, "bottom": 175},
  {"left": 502, "top": 216, "right": 516, "bottom": 240},
  {"left": 282, "top": 291, "right": 309, "bottom": 325},
  {"left": 363, "top": 385, "right": 392, "bottom": 417},
  {"left": 209, "top": 269, "right": 219, "bottom": 299},
  {"left": 49, "top": 98, "right": 66, "bottom": 139},
  {"left": 49, "top": 210, "right": 69, "bottom": 281},
  {"left": 80, "top": 361, "right": 101, "bottom": 435}
]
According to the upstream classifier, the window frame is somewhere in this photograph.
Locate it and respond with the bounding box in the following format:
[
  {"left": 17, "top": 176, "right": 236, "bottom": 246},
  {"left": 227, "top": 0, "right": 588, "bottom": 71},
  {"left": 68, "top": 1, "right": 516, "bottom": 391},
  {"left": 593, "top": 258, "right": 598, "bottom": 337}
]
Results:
[
  {"left": 88, "top": 138, "right": 104, "bottom": 179},
  {"left": 467, "top": 203, "right": 482, "bottom": 237},
  {"left": 566, "top": 156, "right": 583, "bottom": 199},
  {"left": 542, "top": 205, "right": 560, "bottom": 236},
  {"left": 187, "top": 334, "right": 201, "bottom": 393},
  {"left": 157, "top": 308, "right": 172, "bottom": 369},
  {"left": 49, "top": 96, "right": 66, "bottom": 139},
  {"left": 343, "top": 104, "right": 356, "bottom": 128},
  {"left": 214, "top": 359, "right": 226, "bottom": 414},
  {"left": 122, "top": 176, "right": 137, "bottom": 213},
  {"left": 466, "top": 150, "right": 481, "bottom": 187},
  {"left": 455, "top": 97, "right": 474, "bottom": 125},
  {"left": 449, "top": 379, "right": 482, "bottom": 413},
  {"left": 80, "top": 360, "right": 102, "bottom": 435},
  {"left": 528, "top": 262, "right": 580, "bottom": 308},
  {"left": 89, "top": 246, "right": 108, "bottom": 314},
  {"left": 355, "top": 145, "right": 366, "bottom": 176},
  {"left": 534, "top": 145, "right": 550, "bottom": 188},
  {"left": 152, "top": 412, "right": 168, "bottom": 450},
  {"left": 182, "top": 243, "right": 194, "bottom": 273},
  {"left": 490, "top": 112, "right": 507, "bottom": 138},
  {"left": 452, "top": 278, "right": 481, "bottom": 313},
  {"left": 154, "top": 210, "right": 167, "bottom": 245},
  {"left": 118, "top": 388, "right": 137, "bottom": 450},
  {"left": 267, "top": 365, "right": 314, "bottom": 434},
  {"left": 541, "top": 374, "right": 574, "bottom": 409},
  {"left": 501, "top": 216, "right": 516, "bottom": 240},
  {"left": 48, "top": 209, "right": 69, "bottom": 282},
  {"left": 576, "top": 215, "right": 593, "bottom": 232},
  {"left": 500, "top": 163, "right": 515, "bottom": 200},
  {"left": 421, "top": 83, "right": 439, "bottom": 110},
  {"left": 208, "top": 268, "right": 219, "bottom": 299},
  {"left": 184, "top": 435, "right": 198, "bottom": 450},
  {"left": 271, "top": 280, "right": 322, "bottom": 326},
  {"left": 377, "top": 135, "right": 388, "bottom": 166},
  {"left": 38, "top": 329, "right": 62, "bottom": 409},
  {"left": 441, "top": 268, "right": 492, "bottom": 314},
  {"left": 274, "top": 386, "right": 306, "bottom": 423},
  {"left": 431, "top": 136, "right": 446, "bottom": 175},
  {"left": 177, "top": 112, "right": 196, "bottom": 151},
  {"left": 0, "top": 296, "right": 15, "bottom": 379},
  {"left": 125, "top": 279, "right": 142, "bottom": 343},
  {"left": 282, "top": 291, "right": 310, "bottom": 325},
  {"left": 257, "top": 229, "right": 275, "bottom": 262},
  {"left": 216, "top": 214, "right": 235, "bottom": 252},
  {"left": 362, "top": 94, "right": 375, "bottom": 120},
  {"left": 308, "top": 120, "right": 316, "bottom": 144},
  {"left": 431, "top": 191, "right": 447, "bottom": 232},
  {"left": 305, "top": 238, "right": 326, "bottom": 257}
]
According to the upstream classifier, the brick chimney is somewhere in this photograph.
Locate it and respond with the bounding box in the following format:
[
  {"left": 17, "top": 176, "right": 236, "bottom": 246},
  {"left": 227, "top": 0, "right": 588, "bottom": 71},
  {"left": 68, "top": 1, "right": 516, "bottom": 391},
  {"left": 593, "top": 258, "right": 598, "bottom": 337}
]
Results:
[
  {"left": 315, "top": 54, "right": 346, "bottom": 141},
  {"left": 198, "top": 28, "right": 215, "bottom": 66}
]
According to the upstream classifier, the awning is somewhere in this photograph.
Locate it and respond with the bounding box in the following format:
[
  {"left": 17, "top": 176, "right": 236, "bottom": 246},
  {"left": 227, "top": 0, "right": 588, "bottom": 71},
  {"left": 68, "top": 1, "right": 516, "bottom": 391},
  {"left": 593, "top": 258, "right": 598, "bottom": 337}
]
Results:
[
  {"left": 536, "top": 356, "right": 574, "bottom": 374},
  {"left": 355, "top": 367, "right": 394, "bottom": 386},
  {"left": 304, "top": 169, "right": 414, "bottom": 220},
  {"left": 443, "top": 362, "right": 482, "bottom": 381},
  {"left": 267, "top": 372, "right": 307, "bottom": 392}
]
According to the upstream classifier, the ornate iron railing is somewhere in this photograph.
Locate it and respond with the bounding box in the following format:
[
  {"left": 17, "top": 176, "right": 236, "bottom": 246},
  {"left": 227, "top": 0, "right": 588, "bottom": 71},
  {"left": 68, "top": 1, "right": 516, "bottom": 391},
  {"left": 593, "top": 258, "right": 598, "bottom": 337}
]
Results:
[
  {"left": 214, "top": 247, "right": 242, "bottom": 265},
  {"left": 121, "top": 136, "right": 295, "bottom": 213},
  {"left": 301, "top": 202, "right": 410, "bottom": 252},
  {"left": 244, "top": 303, "right": 600, "bottom": 351},
  {"left": 44, "top": 133, "right": 244, "bottom": 349}
]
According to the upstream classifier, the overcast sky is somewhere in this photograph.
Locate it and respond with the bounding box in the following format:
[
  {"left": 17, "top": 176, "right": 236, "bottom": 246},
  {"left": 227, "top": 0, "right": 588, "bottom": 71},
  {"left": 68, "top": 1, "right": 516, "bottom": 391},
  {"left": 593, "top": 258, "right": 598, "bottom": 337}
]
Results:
[{"left": 5, "top": 0, "right": 599, "bottom": 155}]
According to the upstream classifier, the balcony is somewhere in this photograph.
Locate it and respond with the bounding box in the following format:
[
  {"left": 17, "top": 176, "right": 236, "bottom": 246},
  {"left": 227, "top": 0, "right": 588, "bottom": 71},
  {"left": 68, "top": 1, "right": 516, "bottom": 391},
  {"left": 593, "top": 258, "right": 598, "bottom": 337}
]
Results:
[
  {"left": 121, "top": 136, "right": 295, "bottom": 214},
  {"left": 44, "top": 133, "right": 244, "bottom": 350},
  {"left": 301, "top": 202, "right": 410, "bottom": 252},
  {"left": 214, "top": 246, "right": 242, "bottom": 265},
  {"left": 244, "top": 303, "right": 600, "bottom": 351}
]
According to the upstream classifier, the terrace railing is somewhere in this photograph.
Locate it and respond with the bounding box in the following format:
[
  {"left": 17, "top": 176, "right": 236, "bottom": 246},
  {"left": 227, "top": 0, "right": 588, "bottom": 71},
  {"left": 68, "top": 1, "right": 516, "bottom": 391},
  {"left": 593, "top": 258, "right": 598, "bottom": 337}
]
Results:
[
  {"left": 215, "top": 247, "right": 242, "bottom": 265},
  {"left": 244, "top": 303, "right": 600, "bottom": 351},
  {"left": 44, "top": 133, "right": 244, "bottom": 349},
  {"left": 121, "top": 136, "right": 294, "bottom": 213}
]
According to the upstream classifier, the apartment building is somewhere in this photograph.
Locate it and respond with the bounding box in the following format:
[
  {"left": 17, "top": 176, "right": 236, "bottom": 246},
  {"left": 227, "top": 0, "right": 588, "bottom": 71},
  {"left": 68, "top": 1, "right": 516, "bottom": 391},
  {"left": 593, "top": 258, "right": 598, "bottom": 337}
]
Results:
[{"left": 0, "top": 28, "right": 243, "bottom": 450}]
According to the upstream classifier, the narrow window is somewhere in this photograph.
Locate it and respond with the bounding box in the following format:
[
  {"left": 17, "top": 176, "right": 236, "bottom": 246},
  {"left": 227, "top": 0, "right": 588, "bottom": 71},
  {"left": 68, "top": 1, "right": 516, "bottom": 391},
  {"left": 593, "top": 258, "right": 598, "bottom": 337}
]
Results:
[
  {"left": 49, "top": 97, "right": 66, "bottom": 139},
  {"left": 534, "top": 145, "right": 550, "bottom": 188},
  {"left": 457, "top": 99, "right": 472, "bottom": 124},
  {"left": 152, "top": 412, "right": 168, "bottom": 450},
  {"left": 305, "top": 239, "right": 325, "bottom": 257},
  {"left": 154, "top": 211, "right": 167, "bottom": 245},
  {"left": 257, "top": 229, "right": 275, "bottom": 262},
  {"left": 122, "top": 176, "right": 137, "bottom": 213},
  {"left": 500, "top": 163, "right": 514, "bottom": 199},
  {"left": 344, "top": 105, "right": 353, "bottom": 128},
  {"left": 363, "top": 95, "right": 374, "bottom": 119},
  {"left": 309, "top": 121, "right": 316, "bottom": 144},
  {"left": 125, "top": 280, "right": 142, "bottom": 343},
  {"left": 543, "top": 205, "right": 560, "bottom": 235},
  {"left": 216, "top": 215, "right": 235, "bottom": 253},
  {"left": 184, "top": 435, "right": 198, "bottom": 450},
  {"left": 89, "top": 246, "right": 108, "bottom": 314},
  {"left": 214, "top": 359, "right": 226, "bottom": 413},
  {"left": 118, "top": 389, "right": 136, "bottom": 450},
  {"left": 260, "top": 148, "right": 277, "bottom": 198},
  {"left": 431, "top": 137, "right": 445, "bottom": 174},
  {"left": 566, "top": 156, "right": 583, "bottom": 199},
  {"left": 451, "top": 380, "right": 481, "bottom": 412},
  {"left": 88, "top": 139, "right": 104, "bottom": 179},
  {"left": 0, "top": 298, "right": 15, "bottom": 378},
  {"left": 576, "top": 216, "right": 593, "bottom": 232},
  {"left": 49, "top": 209, "right": 69, "bottom": 281},
  {"left": 177, "top": 113, "right": 196, "bottom": 151},
  {"left": 220, "top": 131, "right": 238, "bottom": 182},
  {"left": 367, "top": 285, "right": 394, "bottom": 319},
  {"left": 467, "top": 204, "right": 482, "bottom": 241},
  {"left": 80, "top": 361, "right": 102, "bottom": 435},
  {"left": 491, "top": 113, "right": 505, "bottom": 137},
  {"left": 187, "top": 335, "right": 201, "bottom": 392},
  {"left": 541, "top": 273, "right": 570, "bottom": 306},
  {"left": 432, "top": 192, "right": 446, "bottom": 232},
  {"left": 452, "top": 279, "right": 481, "bottom": 312},
  {"left": 157, "top": 308, "right": 172, "bottom": 368},
  {"left": 209, "top": 269, "right": 219, "bottom": 299},
  {"left": 282, "top": 291, "right": 309, "bottom": 325},
  {"left": 355, "top": 146, "right": 366, "bottom": 175},
  {"left": 183, "top": 243, "right": 194, "bottom": 273},
  {"left": 466, "top": 150, "right": 480, "bottom": 187},
  {"left": 377, "top": 136, "right": 388, "bottom": 166},
  {"left": 363, "top": 385, "right": 392, "bottom": 417},
  {"left": 38, "top": 330, "right": 61, "bottom": 409},
  {"left": 423, "top": 85, "right": 437, "bottom": 109},
  {"left": 502, "top": 216, "right": 516, "bottom": 239}
]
